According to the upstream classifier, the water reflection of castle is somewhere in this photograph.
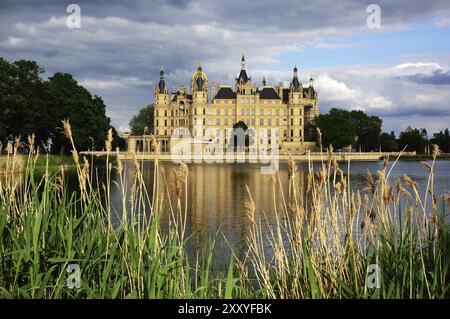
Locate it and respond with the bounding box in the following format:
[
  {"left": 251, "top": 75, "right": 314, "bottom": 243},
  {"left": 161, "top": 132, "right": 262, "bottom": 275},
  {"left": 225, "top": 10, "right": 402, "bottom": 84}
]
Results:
[{"left": 120, "top": 162, "right": 307, "bottom": 241}]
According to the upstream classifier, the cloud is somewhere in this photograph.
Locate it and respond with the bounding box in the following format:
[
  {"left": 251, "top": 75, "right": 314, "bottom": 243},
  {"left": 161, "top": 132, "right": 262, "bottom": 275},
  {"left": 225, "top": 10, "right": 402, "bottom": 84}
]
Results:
[
  {"left": 0, "top": 0, "right": 450, "bottom": 134},
  {"left": 400, "top": 69, "right": 450, "bottom": 85}
]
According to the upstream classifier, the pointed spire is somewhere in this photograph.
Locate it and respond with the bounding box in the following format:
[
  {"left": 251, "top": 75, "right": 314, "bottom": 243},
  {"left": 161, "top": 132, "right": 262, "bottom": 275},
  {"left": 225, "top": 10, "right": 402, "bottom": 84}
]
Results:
[
  {"left": 241, "top": 55, "right": 245, "bottom": 70},
  {"left": 262, "top": 75, "right": 266, "bottom": 86},
  {"left": 197, "top": 59, "right": 202, "bottom": 71},
  {"left": 158, "top": 67, "right": 166, "bottom": 93},
  {"left": 309, "top": 77, "right": 314, "bottom": 87},
  {"left": 291, "top": 65, "right": 300, "bottom": 92}
]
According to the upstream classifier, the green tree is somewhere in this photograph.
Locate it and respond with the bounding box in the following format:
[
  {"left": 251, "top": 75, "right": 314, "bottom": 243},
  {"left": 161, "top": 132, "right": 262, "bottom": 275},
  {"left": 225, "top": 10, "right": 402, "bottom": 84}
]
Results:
[
  {"left": 430, "top": 128, "right": 450, "bottom": 153},
  {"left": 0, "top": 57, "right": 124, "bottom": 153},
  {"left": 398, "top": 126, "right": 428, "bottom": 153},
  {"left": 350, "top": 110, "right": 382, "bottom": 151},
  {"left": 230, "top": 121, "right": 253, "bottom": 148},
  {"left": 46, "top": 73, "right": 113, "bottom": 153},
  {"left": 380, "top": 131, "right": 398, "bottom": 152},
  {"left": 0, "top": 58, "right": 52, "bottom": 145},
  {"left": 314, "top": 108, "right": 356, "bottom": 149},
  {"left": 129, "top": 104, "right": 154, "bottom": 135}
]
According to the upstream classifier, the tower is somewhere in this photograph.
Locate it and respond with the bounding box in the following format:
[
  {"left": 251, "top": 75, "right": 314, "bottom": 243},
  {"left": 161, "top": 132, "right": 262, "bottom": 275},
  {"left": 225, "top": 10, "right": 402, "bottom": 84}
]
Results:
[
  {"left": 190, "top": 60, "right": 208, "bottom": 103},
  {"left": 235, "top": 55, "right": 255, "bottom": 95}
]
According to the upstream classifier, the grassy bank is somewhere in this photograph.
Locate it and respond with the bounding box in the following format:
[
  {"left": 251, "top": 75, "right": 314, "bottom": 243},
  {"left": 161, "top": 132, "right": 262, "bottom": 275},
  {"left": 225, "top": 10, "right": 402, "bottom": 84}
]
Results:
[
  {"left": 0, "top": 126, "right": 449, "bottom": 298},
  {"left": 0, "top": 153, "right": 74, "bottom": 174}
]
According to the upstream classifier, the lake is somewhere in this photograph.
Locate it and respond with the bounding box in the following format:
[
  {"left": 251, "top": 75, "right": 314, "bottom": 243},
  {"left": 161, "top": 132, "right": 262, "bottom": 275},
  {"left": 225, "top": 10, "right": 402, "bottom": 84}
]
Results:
[{"left": 104, "top": 159, "right": 450, "bottom": 269}]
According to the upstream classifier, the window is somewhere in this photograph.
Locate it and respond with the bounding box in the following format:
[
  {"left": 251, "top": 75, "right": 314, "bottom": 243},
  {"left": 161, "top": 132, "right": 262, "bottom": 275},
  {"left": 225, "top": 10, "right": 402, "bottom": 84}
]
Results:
[
  {"left": 203, "top": 118, "right": 206, "bottom": 125},
  {"left": 194, "top": 108, "right": 197, "bottom": 115},
  {"left": 246, "top": 108, "right": 250, "bottom": 116},
  {"left": 225, "top": 118, "right": 228, "bottom": 126},
  {"left": 260, "top": 110, "right": 264, "bottom": 116},
  {"left": 299, "top": 119, "right": 302, "bottom": 126},
  {"left": 216, "top": 119, "right": 220, "bottom": 126},
  {"left": 252, "top": 108, "right": 255, "bottom": 115},
  {"left": 290, "top": 130, "right": 294, "bottom": 137},
  {"left": 251, "top": 119, "right": 255, "bottom": 126},
  {"left": 276, "top": 119, "right": 279, "bottom": 126},
  {"left": 225, "top": 109, "right": 228, "bottom": 116},
  {"left": 268, "top": 119, "right": 272, "bottom": 126},
  {"left": 241, "top": 109, "right": 245, "bottom": 116},
  {"left": 276, "top": 109, "right": 279, "bottom": 116},
  {"left": 291, "top": 119, "right": 293, "bottom": 126},
  {"left": 299, "top": 130, "right": 302, "bottom": 137},
  {"left": 260, "top": 119, "right": 264, "bottom": 126},
  {"left": 165, "top": 120, "right": 167, "bottom": 126},
  {"left": 217, "top": 108, "right": 220, "bottom": 115},
  {"left": 165, "top": 110, "right": 167, "bottom": 116},
  {"left": 203, "top": 108, "right": 206, "bottom": 115},
  {"left": 156, "top": 110, "right": 159, "bottom": 116}
]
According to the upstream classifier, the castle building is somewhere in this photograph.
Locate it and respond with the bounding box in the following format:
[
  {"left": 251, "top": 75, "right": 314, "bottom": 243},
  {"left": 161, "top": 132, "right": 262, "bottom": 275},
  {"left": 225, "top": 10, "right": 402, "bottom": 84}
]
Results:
[{"left": 153, "top": 56, "right": 319, "bottom": 154}]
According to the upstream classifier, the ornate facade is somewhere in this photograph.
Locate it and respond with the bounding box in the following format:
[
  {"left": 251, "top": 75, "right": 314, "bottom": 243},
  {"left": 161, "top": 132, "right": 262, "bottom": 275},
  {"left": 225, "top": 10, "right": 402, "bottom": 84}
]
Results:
[{"left": 153, "top": 56, "right": 319, "bottom": 153}]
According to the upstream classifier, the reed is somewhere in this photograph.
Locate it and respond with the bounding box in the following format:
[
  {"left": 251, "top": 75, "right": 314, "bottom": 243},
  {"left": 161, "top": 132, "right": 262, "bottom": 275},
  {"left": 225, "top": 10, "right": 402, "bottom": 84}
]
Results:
[{"left": 0, "top": 123, "right": 448, "bottom": 298}]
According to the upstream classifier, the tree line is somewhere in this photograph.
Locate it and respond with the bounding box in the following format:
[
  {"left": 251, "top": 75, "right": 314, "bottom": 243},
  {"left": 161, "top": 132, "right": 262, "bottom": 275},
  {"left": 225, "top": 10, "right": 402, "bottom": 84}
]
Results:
[
  {"left": 313, "top": 108, "right": 450, "bottom": 154},
  {"left": 0, "top": 57, "right": 125, "bottom": 153}
]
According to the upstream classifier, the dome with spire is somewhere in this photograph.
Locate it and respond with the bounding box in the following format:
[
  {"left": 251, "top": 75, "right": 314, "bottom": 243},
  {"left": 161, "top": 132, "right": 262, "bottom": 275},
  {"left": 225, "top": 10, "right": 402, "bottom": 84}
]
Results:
[{"left": 190, "top": 60, "right": 208, "bottom": 93}]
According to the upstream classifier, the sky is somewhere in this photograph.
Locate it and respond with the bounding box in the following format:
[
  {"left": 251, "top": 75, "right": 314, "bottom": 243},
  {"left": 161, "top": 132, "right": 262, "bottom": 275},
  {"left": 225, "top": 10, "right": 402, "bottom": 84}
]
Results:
[{"left": 1, "top": 0, "right": 450, "bottom": 135}]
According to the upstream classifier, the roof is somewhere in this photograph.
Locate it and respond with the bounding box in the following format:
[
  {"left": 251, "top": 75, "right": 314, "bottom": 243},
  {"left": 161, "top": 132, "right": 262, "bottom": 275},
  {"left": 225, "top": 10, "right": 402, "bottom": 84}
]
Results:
[
  {"left": 236, "top": 69, "right": 249, "bottom": 84},
  {"left": 171, "top": 92, "right": 192, "bottom": 102},
  {"left": 196, "top": 76, "right": 204, "bottom": 91},
  {"left": 259, "top": 87, "right": 280, "bottom": 99},
  {"left": 215, "top": 87, "right": 236, "bottom": 99},
  {"left": 291, "top": 76, "right": 300, "bottom": 92}
]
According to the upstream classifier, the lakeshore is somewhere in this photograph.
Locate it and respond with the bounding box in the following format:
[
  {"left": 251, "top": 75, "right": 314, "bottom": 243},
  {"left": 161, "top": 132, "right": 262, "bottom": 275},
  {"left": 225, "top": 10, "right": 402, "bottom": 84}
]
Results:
[{"left": 80, "top": 150, "right": 418, "bottom": 162}]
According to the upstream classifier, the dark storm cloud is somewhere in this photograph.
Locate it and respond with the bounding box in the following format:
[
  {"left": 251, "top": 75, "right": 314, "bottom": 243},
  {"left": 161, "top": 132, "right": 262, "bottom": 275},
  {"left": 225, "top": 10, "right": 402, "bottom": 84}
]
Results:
[
  {"left": 1, "top": 0, "right": 450, "bottom": 132},
  {"left": 401, "top": 70, "right": 450, "bottom": 85}
]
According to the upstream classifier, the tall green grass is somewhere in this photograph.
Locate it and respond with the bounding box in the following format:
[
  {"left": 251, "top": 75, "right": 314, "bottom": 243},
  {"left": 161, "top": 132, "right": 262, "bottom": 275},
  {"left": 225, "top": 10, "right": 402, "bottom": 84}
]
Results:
[{"left": 0, "top": 125, "right": 448, "bottom": 298}]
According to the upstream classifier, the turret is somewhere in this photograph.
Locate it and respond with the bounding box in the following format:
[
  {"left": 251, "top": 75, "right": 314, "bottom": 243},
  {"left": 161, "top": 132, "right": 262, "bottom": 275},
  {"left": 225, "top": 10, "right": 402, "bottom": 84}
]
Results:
[
  {"left": 155, "top": 67, "right": 168, "bottom": 95},
  {"left": 191, "top": 60, "right": 208, "bottom": 102},
  {"left": 236, "top": 55, "right": 254, "bottom": 94},
  {"left": 290, "top": 66, "right": 301, "bottom": 93}
]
